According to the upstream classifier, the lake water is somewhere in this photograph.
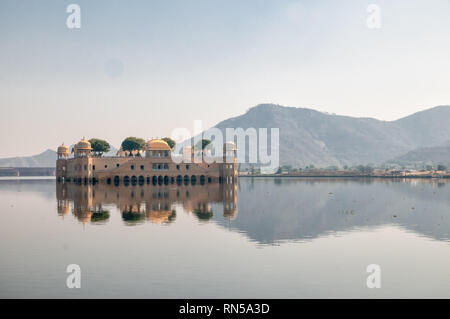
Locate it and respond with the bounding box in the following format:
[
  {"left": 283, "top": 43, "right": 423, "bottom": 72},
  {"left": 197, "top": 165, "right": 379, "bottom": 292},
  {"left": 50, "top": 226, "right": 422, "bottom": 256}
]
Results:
[{"left": 0, "top": 177, "right": 449, "bottom": 298}]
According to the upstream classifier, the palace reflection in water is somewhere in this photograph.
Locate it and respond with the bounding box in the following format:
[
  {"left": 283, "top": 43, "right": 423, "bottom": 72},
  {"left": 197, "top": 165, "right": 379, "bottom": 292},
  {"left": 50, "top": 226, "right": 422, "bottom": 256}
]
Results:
[{"left": 56, "top": 180, "right": 237, "bottom": 226}]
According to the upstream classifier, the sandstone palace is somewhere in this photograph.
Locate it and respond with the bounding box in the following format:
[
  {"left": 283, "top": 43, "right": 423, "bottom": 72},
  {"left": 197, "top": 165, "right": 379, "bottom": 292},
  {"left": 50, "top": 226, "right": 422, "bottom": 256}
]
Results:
[{"left": 56, "top": 138, "right": 237, "bottom": 186}]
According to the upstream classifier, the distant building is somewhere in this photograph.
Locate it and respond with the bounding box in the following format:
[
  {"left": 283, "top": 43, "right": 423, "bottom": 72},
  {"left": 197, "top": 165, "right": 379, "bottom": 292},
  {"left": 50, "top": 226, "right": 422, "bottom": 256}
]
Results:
[{"left": 56, "top": 138, "right": 237, "bottom": 185}]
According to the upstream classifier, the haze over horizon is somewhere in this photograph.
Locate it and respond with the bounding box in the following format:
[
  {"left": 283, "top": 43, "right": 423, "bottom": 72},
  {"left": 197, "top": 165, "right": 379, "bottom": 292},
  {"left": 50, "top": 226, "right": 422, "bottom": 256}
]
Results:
[{"left": 2, "top": 0, "right": 450, "bottom": 157}]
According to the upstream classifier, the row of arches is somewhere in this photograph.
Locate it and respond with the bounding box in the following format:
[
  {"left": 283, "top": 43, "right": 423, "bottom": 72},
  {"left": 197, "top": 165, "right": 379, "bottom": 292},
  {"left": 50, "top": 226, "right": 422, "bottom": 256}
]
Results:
[
  {"left": 108, "top": 175, "right": 211, "bottom": 186},
  {"left": 65, "top": 177, "right": 99, "bottom": 185},
  {"left": 61, "top": 175, "right": 234, "bottom": 186}
]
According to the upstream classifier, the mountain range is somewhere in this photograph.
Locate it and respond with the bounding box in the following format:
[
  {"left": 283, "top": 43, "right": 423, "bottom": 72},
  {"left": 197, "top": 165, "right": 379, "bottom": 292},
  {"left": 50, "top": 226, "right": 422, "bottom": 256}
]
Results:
[
  {"left": 1, "top": 104, "right": 449, "bottom": 168},
  {"left": 211, "top": 104, "right": 450, "bottom": 168}
]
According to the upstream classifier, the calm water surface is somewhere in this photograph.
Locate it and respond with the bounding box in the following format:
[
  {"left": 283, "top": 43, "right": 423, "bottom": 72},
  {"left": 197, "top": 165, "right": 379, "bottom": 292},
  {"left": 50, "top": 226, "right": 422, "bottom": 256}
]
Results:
[{"left": 0, "top": 177, "right": 449, "bottom": 298}]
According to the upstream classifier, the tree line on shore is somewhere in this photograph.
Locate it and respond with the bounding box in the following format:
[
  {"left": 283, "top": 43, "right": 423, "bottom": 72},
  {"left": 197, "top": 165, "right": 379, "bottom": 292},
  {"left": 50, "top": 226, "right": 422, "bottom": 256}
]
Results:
[{"left": 269, "top": 163, "right": 448, "bottom": 175}]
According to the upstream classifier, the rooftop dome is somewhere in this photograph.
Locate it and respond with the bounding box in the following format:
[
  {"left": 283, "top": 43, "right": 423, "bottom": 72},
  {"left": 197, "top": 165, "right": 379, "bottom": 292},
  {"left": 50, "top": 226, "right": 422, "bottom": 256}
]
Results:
[
  {"left": 57, "top": 143, "right": 69, "bottom": 154},
  {"left": 75, "top": 138, "right": 92, "bottom": 150},
  {"left": 146, "top": 139, "right": 171, "bottom": 151}
]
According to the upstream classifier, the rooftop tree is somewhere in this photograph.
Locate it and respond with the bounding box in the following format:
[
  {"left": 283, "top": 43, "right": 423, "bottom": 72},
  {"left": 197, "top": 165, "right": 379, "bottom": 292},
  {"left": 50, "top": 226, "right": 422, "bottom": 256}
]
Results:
[
  {"left": 121, "top": 137, "right": 145, "bottom": 154},
  {"left": 89, "top": 138, "right": 110, "bottom": 156}
]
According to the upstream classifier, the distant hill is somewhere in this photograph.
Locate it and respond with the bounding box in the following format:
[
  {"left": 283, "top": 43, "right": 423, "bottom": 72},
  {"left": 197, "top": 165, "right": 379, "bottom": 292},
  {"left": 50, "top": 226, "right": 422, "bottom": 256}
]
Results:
[
  {"left": 0, "top": 149, "right": 57, "bottom": 167},
  {"left": 0, "top": 145, "right": 118, "bottom": 168},
  {"left": 209, "top": 104, "right": 450, "bottom": 168},
  {"left": 386, "top": 143, "right": 450, "bottom": 168},
  {"left": 105, "top": 145, "right": 118, "bottom": 157}
]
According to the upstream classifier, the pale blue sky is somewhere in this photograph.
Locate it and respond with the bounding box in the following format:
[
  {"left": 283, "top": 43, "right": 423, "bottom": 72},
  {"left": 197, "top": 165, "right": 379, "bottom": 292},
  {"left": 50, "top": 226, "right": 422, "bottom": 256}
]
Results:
[{"left": 1, "top": 0, "right": 450, "bottom": 157}]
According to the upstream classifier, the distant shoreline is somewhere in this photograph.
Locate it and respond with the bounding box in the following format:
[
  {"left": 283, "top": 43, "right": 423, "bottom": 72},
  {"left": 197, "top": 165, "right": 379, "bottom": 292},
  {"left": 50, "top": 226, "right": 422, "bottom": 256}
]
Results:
[
  {"left": 0, "top": 167, "right": 55, "bottom": 177},
  {"left": 0, "top": 175, "right": 449, "bottom": 182},
  {"left": 0, "top": 176, "right": 55, "bottom": 181}
]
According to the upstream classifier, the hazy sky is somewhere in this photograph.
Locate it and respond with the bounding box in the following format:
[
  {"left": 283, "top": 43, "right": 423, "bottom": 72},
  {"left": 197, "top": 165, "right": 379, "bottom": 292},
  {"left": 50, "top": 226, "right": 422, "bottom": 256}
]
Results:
[{"left": 1, "top": 0, "right": 450, "bottom": 157}]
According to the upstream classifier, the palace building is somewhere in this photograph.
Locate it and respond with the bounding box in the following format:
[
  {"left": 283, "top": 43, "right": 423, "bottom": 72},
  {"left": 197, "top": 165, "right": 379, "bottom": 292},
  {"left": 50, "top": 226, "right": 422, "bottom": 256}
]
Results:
[{"left": 56, "top": 138, "right": 237, "bottom": 186}]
